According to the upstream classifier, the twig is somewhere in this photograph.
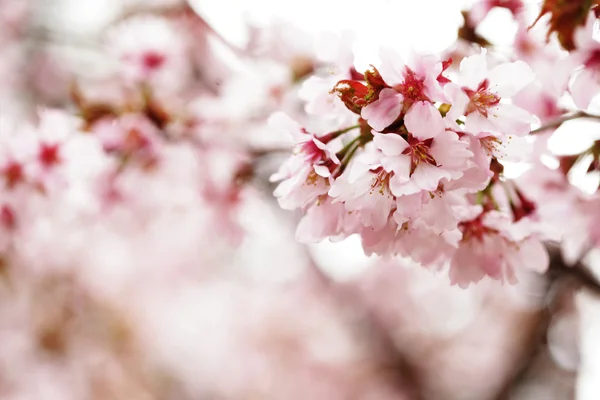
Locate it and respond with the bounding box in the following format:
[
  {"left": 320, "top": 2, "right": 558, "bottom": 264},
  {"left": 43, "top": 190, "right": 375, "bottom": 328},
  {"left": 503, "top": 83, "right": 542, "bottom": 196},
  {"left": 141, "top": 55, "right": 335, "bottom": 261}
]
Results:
[{"left": 530, "top": 111, "right": 600, "bottom": 135}]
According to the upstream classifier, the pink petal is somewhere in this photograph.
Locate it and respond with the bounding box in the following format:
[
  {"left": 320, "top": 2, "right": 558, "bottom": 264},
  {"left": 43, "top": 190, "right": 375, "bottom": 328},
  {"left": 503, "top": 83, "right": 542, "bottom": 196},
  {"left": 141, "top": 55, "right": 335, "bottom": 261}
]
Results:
[
  {"left": 430, "top": 131, "right": 472, "bottom": 170},
  {"left": 389, "top": 177, "right": 420, "bottom": 197},
  {"left": 404, "top": 101, "right": 445, "bottom": 140},
  {"left": 449, "top": 243, "right": 486, "bottom": 288},
  {"left": 373, "top": 132, "right": 409, "bottom": 156},
  {"left": 514, "top": 237, "right": 549, "bottom": 273},
  {"left": 411, "top": 163, "right": 451, "bottom": 191},
  {"left": 313, "top": 138, "right": 340, "bottom": 164},
  {"left": 361, "top": 89, "right": 403, "bottom": 131},
  {"left": 490, "top": 103, "right": 535, "bottom": 137},
  {"left": 381, "top": 154, "right": 411, "bottom": 178},
  {"left": 570, "top": 68, "right": 600, "bottom": 110},
  {"left": 395, "top": 193, "right": 423, "bottom": 220},
  {"left": 574, "top": 11, "right": 599, "bottom": 51}
]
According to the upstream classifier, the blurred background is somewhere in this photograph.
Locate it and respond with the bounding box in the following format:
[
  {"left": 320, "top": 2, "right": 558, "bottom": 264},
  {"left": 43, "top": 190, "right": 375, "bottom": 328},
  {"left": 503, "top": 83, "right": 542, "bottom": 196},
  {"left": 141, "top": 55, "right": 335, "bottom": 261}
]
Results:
[{"left": 1, "top": 0, "right": 600, "bottom": 399}]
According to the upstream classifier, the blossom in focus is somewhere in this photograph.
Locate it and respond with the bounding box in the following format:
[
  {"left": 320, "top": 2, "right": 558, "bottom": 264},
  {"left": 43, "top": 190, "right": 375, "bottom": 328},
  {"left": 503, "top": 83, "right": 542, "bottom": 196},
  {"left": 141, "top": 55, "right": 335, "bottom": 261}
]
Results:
[
  {"left": 269, "top": 41, "right": 552, "bottom": 286},
  {"left": 359, "top": 48, "right": 448, "bottom": 131},
  {"left": 444, "top": 54, "right": 535, "bottom": 137}
]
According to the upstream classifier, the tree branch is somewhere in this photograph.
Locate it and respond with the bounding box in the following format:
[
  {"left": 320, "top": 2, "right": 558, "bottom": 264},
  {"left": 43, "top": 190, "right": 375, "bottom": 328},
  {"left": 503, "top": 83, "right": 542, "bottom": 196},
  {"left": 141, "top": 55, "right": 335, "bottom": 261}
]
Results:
[{"left": 530, "top": 111, "right": 600, "bottom": 135}]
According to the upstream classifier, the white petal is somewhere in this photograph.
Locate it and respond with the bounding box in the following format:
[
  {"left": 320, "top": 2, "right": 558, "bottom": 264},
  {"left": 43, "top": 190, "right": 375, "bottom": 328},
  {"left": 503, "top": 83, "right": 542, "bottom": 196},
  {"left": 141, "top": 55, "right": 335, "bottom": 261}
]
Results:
[
  {"left": 378, "top": 47, "right": 407, "bottom": 86},
  {"left": 574, "top": 11, "right": 599, "bottom": 51},
  {"left": 390, "top": 177, "right": 420, "bottom": 196},
  {"left": 488, "top": 60, "right": 536, "bottom": 98},
  {"left": 313, "top": 165, "right": 331, "bottom": 177},
  {"left": 444, "top": 83, "right": 470, "bottom": 128},
  {"left": 459, "top": 54, "right": 488, "bottom": 89},
  {"left": 464, "top": 112, "right": 496, "bottom": 135},
  {"left": 267, "top": 112, "right": 306, "bottom": 143}
]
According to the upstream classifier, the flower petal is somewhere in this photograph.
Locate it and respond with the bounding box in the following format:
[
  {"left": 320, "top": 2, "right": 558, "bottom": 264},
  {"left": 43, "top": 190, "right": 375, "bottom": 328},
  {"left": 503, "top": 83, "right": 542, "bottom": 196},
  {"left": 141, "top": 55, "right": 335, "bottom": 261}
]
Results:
[
  {"left": 373, "top": 132, "right": 409, "bottom": 156},
  {"left": 488, "top": 60, "right": 535, "bottom": 98},
  {"left": 411, "top": 163, "right": 450, "bottom": 191},
  {"left": 459, "top": 54, "right": 488, "bottom": 90},
  {"left": 361, "top": 89, "right": 403, "bottom": 131},
  {"left": 381, "top": 154, "right": 411, "bottom": 179},
  {"left": 378, "top": 47, "right": 407, "bottom": 86},
  {"left": 570, "top": 68, "right": 600, "bottom": 110},
  {"left": 267, "top": 112, "right": 306, "bottom": 143},
  {"left": 404, "top": 101, "right": 445, "bottom": 140}
]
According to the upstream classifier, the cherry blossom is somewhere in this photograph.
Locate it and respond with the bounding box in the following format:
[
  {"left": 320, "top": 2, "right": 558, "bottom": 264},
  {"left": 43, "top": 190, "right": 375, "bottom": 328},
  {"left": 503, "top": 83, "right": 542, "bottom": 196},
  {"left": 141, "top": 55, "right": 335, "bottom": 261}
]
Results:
[
  {"left": 4, "top": 1, "right": 600, "bottom": 398},
  {"left": 269, "top": 112, "right": 341, "bottom": 210},
  {"left": 449, "top": 210, "right": 549, "bottom": 288},
  {"left": 360, "top": 48, "right": 449, "bottom": 131},
  {"left": 445, "top": 54, "right": 535, "bottom": 137}
]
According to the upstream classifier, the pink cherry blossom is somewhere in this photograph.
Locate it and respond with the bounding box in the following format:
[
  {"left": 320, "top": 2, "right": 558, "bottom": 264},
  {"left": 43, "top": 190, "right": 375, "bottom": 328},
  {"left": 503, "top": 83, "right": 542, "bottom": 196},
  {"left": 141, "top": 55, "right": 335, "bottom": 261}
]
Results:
[
  {"left": 295, "top": 196, "right": 360, "bottom": 243},
  {"left": 373, "top": 105, "right": 472, "bottom": 197},
  {"left": 328, "top": 145, "right": 395, "bottom": 231},
  {"left": 269, "top": 113, "right": 340, "bottom": 210},
  {"left": 360, "top": 48, "right": 449, "bottom": 132},
  {"left": 449, "top": 211, "right": 549, "bottom": 288},
  {"left": 446, "top": 54, "right": 535, "bottom": 137}
]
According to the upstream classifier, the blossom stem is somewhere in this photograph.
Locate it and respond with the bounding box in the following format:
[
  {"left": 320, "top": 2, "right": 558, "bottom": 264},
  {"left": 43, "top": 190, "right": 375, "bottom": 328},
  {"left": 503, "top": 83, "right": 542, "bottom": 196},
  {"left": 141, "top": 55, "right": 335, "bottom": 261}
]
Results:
[
  {"left": 530, "top": 111, "right": 600, "bottom": 134},
  {"left": 342, "top": 142, "right": 361, "bottom": 164},
  {"left": 336, "top": 136, "right": 362, "bottom": 160},
  {"left": 320, "top": 124, "right": 361, "bottom": 143},
  {"left": 332, "top": 124, "right": 361, "bottom": 136}
]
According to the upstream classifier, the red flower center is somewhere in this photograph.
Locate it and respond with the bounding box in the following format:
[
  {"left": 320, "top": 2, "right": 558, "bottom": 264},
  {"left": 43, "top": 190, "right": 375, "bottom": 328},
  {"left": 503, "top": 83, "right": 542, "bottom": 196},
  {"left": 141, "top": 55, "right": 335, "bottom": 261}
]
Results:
[
  {"left": 464, "top": 79, "right": 501, "bottom": 117},
  {"left": 459, "top": 213, "right": 499, "bottom": 242},
  {"left": 395, "top": 68, "right": 429, "bottom": 105},
  {"left": 369, "top": 167, "right": 392, "bottom": 194},
  {"left": 403, "top": 137, "right": 437, "bottom": 175},
  {"left": 3, "top": 161, "right": 24, "bottom": 189},
  {"left": 142, "top": 51, "right": 166, "bottom": 71},
  {"left": 39, "top": 143, "right": 61, "bottom": 168},
  {"left": 299, "top": 139, "right": 326, "bottom": 164}
]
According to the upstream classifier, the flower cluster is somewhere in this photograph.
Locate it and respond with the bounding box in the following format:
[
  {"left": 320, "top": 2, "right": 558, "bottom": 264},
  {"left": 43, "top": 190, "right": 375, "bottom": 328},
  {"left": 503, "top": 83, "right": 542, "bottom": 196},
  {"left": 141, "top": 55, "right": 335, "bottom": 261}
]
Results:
[{"left": 271, "top": 48, "right": 550, "bottom": 287}]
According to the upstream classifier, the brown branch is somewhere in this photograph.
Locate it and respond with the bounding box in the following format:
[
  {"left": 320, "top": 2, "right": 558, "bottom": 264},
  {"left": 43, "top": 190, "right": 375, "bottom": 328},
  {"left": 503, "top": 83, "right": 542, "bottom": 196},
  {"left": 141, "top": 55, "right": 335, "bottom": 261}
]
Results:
[
  {"left": 530, "top": 111, "right": 600, "bottom": 134},
  {"left": 495, "top": 244, "right": 598, "bottom": 398}
]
